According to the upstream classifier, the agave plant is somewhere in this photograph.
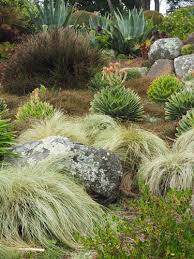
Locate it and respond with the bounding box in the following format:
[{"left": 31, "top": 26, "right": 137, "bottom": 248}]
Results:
[
  {"left": 90, "top": 85, "right": 144, "bottom": 121},
  {"left": 148, "top": 75, "right": 183, "bottom": 103},
  {"left": 109, "top": 9, "right": 152, "bottom": 54},
  {"left": 176, "top": 109, "right": 194, "bottom": 136},
  {"left": 165, "top": 89, "right": 194, "bottom": 120},
  {"left": 33, "top": 0, "right": 74, "bottom": 30}
]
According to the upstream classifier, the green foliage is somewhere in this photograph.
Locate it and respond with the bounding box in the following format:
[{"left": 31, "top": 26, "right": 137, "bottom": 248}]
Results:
[
  {"left": 71, "top": 10, "right": 98, "bottom": 26},
  {"left": 91, "top": 85, "right": 144, "bottom": 121},
  {"left": 159, "top": 6, "right": 194, "bottom": 39},
  {"left": 16, "top": 97, "right": 55, "bottom": 122},
  {"left": 3, "top": 28, "right": 104, "bottom": 94},
  {"left": 110, "top": 8, "right": 152, "bottom": 54},
  {"left": 81, "top": 190, "right": 194, "bottom": 258},
  {"left": 89, "top": 72, "right": 109, "bottom": 91},
  {"left": 165, "top": 89, "right": 194, "bottom": 120},
  {"left": 144, "top": 10, "right": 164, "bottom": 25},
  {"left": 176, "top": 108, "right": 194, "bottom": 136},
  {"left": 93, "top": 126, "right": 168, "bottom": 171},
  {"left": 0, "top": 157, "right": 104, "bottom": 249},
  {"left": 0, "top": 99, "right": 8, "bottom": 116},
  {"left": 181, "top": 43, "right": 194, "bottom": 55},
  {"left": 32, "top": 0, "right": 74, "bottom": 31},
  {"left": 139, "top": 151, "right": 194, "bottom": 195},
  {"left": 126, "top": 69, "right": 142, "bottom": 80},
  {"left": 148, "top": 75, "right": 183, "bottom": 103},
  {"left": 0, "top": 119, "right": 15, "bottom": 159},
  {"left": 0, "top": 42, "right": 15, "bottom": 59}
]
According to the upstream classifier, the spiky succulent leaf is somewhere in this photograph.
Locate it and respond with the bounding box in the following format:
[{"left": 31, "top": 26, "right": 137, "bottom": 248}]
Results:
[
  {"left": 148, "top": 75, "right": 183, "bottom": 103},
  {"left": 176, "top": 108, "right": 194, "bottom": 136},
  {"left": 90, "top": 85, "right": 144, "bottom": 121},
  {"left": 165, "top": 89, "right": 194, "bottom": 120}
]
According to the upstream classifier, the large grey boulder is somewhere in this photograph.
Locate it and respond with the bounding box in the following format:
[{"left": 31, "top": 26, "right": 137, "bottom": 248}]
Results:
[
  {"left": 148, "top": 38, "right": 183, "bottom": 63},
  {"left": 11, "top": 136, "right": 123, "bottom": 203},
  {"left": 174, "top": 54, "right": 194, "bottom": 78},
  {"left": 147, "top": 59, "right": 174, "bottom": 78}
]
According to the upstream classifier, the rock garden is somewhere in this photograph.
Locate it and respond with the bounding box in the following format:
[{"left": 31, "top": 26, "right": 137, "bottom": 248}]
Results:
[{"left": 0, "top": 0, "right": 194, "bottom": 258}]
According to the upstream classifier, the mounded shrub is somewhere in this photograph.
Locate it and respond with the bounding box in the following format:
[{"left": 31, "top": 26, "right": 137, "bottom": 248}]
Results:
[
  {"left": 139, "top": 152, "right": 194, "bottom": 195},
  {"left": 71, "top": 10, "right": 98, "bottom": 25},
  {"left": 3, "top": 28, "right": 104, "bottom": 95},
  {"left": 93, "top": 126, "right": 168, "bottom": 171},
  {"left": 176, "top": 108, "right": 194, "bottom": 136},
  {"left": 91, "top": 85, "right": 144, "bottom": 121},
  {"left": 144, "top": 10, "right": 164, "bottom": 25},
  {"left": 147, "top": 75, "right": 183, "bottom": 103},
  {"left": 126, "top": 69, "right": 142, "bottom": 80},
  {"left": 0, "top": 158, "right": 104, "bottom": 249},
  {"left": 181, "top": 44, "right": 194, "bottom": 55},
  {"left": 165, "top": 89, "right": 194, "bottom": 120}
]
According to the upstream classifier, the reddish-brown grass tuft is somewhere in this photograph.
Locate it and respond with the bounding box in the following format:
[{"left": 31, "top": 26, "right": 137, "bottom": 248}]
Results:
[{"left": 125, "top": 76, "right": 153, "bottom": 96}]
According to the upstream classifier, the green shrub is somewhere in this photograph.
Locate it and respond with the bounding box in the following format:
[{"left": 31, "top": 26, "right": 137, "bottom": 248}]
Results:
[
  {"left": 93, "top": 126, "right": 168, "bottom": 171},
  {"left": 0, "top": 157, "right": 104, "bottom": 249},
  {"left": 0, "top": 119, "right": 15, "bottom": 159},
  {"left": 181, "top": 44, "right": 194, "bottom": 55},
  {"left": 91, "top": 85, "right": 144, "bottom": 121},
  {"left": 165, "top": 89, "right": 194, "bottom": 120},
  {"left": 16, "top": 97, "right": 55, "bottom": 122},
  {"left": 144, "top": 10, "right": 164, "bottom": 25},
  {"left": 148, "top": 75, "right": 183, "bottom": 103},
  {"left": 3, "top": 28, "right": 104, "bottom": 95},
  {"left": 71, "top": 10, "right": 98, "bottom": 26},
  {"left": 176, "top": 108, "right": 194, "bottom": 136},
  {"left": 81, "top": 190, "right": 194, "bottom": 258},
  {"left": 126, "top": 69, "right": 142, "bottom": 80},
  {"left": 173, "top": 128, "right": 194, "bottom": 153},
  {"left": 139, "top": 151, "right": 194, "bottom": 195},
  {"left": 159, "top": 6, "right": 194, "bottom": 39}
]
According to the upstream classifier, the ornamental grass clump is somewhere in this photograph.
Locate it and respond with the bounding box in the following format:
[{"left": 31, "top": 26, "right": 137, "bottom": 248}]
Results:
[
  {"left": 173, "top": 128, "right": 194, "bottom": 153},
  {"left": 139, "top": 152, "right": 194, "bottom": 195},
  {"left": 165, "top": 89, "right": 194, "bottom": 120},
  {"left": 17, "top": 111, "right": 87, "bottom": 144},
  {"left": 3, "top": 28, "right": 103, "bottom": 95},
  {"left": 0, "top": 119, "right": 15, "bottom": 159},
  {"left": 176, "top": 108, "right": 194, "bottom": 136},
  {"left": 0, "top": 158, "right": 104, "bottom": 249},
  {"left": 93, "top": 126, "right": 168, "bottom": 171},
  {"left": 147, "top": 75, "right": 183, "bottom": 103},
  {"left": 91, "top": 85, "right": 144, "bottom": 121}
]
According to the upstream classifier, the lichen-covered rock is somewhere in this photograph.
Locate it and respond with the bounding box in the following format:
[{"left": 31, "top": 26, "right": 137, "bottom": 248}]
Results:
[
  {"left": 10, "top": 136, "right": 123, "bottom": 203},
  {"left": 174, "top": 54, "right": 194, "bottom": 78},
  {"left": 147, "top": 59, "right": 174, "bottom": 78},
  {"left": 148, "top": 38, "right": 183, "bottom": 63}
]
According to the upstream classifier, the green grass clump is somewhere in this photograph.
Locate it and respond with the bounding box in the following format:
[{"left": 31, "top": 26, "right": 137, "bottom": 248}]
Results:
[
  {"left": 91, "top": 85, "right": 144, "bottom": 121},
  {"left": 181, "top": 44, "right": 194, "bottom": 55},
  {"left": 89, "top": 72, "right": 109, "bottom": 91},
  {"left": 0, "top": 158, "right": 104, "bottom": 249},
  {"left": 93, "top": 126, "right": 168, "bottom": 171},
  {"left": 139, "top": 152, "right": 194, "bottom": 195},
  {"left": 148, "top": 75, "right": 183, "bottom": 103},
  {"left": 16, "top": 98, "right": 55, "bottom": 122},
  {"left": 176, "top": 108, "right": 194, "bottom": 136},
  {"left": 126, "top": 69, "right": 142, "bottom": 80},
  {"left": 165, "top": 89, "right": 194, "bottom": 120}
]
